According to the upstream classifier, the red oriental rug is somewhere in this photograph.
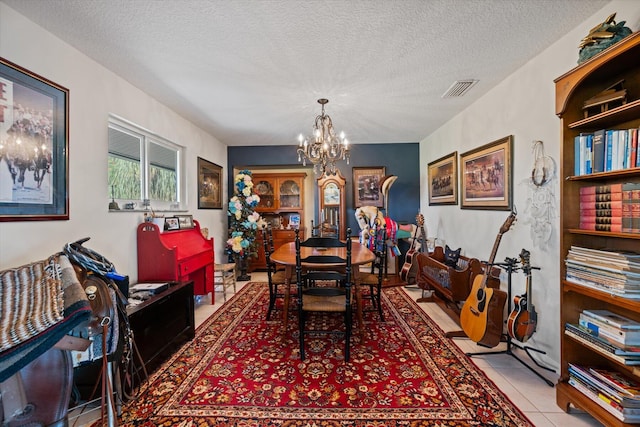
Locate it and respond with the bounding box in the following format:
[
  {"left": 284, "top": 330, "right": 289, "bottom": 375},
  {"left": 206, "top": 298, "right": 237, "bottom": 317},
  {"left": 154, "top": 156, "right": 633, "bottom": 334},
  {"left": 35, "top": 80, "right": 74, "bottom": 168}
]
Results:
[{"left": 118, "top": 282, "right": 533, "bottom": 426}]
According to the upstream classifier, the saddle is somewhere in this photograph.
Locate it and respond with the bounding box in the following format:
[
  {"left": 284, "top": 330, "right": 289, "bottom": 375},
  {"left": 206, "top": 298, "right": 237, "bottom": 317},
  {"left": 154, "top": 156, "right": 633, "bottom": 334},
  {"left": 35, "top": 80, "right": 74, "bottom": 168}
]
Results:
[{"left": 0, "top": 348, "right": 74, "bottom": 427}]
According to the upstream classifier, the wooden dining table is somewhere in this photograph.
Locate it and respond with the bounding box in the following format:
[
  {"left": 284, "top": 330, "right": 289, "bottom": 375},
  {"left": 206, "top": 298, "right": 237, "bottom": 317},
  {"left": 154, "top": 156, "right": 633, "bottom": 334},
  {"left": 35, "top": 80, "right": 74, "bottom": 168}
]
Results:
[{"left": 270, "top": 240, "right": 376, "bottom": 338}]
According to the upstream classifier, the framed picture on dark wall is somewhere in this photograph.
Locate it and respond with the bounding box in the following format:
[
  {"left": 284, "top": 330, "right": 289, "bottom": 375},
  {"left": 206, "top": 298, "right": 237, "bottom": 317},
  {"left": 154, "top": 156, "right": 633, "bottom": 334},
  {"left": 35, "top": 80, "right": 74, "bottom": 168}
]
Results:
[
  {"left": 460, "top": 136, "right": 513, "bottom": 210},
  {"left": 353, "top": 167, "right": 385, "bottom": 208},
  {"left": 0, "top": 57, "right": 69, "bottom": 221},
  {"left": 197, "top": 157, "right": 222, "bottom": 209},
  {"left": 428, "top": 151, "right": 458, "bottom": 205}
]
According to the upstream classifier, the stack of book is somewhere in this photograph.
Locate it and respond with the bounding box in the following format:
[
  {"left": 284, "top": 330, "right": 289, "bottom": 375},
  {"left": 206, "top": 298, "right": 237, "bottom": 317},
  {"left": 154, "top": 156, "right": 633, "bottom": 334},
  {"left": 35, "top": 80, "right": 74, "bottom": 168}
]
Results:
[
  {"left": 565, "top": 309, "right": 640, "bottom": 365},
  {"left": 579, "top": 184, "right": 623, "bottom": 232},
  {"left": 568, "top": 363, "right": 640, "bottom": 422},
  {"left": 574, "top": 127, "right": 640, "bottom": 176},
  {"left": 565, "top": 246, "right": 640, "bottom": 298}
]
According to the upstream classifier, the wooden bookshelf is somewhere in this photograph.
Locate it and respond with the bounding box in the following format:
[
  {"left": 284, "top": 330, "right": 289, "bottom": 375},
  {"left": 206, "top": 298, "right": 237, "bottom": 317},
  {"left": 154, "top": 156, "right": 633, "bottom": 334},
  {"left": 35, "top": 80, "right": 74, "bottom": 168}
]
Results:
[{"left": 555, "top": 31, "right": 640, "bottom": 426}]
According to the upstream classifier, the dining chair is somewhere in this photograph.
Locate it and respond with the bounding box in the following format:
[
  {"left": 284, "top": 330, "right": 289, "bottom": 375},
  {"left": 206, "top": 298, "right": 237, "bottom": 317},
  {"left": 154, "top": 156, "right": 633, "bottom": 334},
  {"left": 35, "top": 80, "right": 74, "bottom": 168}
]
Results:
[
  {"left": 262, "top": 224, "right": 287, "bottom": 320},
  {"left": 295, "top": 228, "right": 354, "bottom": 361},
  {"left": 357, "top": 225, "right": 387, "bottom": 321}
]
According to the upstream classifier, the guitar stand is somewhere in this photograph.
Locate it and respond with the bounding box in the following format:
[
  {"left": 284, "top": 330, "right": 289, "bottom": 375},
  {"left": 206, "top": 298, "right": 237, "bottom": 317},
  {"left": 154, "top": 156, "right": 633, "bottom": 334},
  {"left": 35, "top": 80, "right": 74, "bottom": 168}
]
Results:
[{"left": 465, "top": 258, "right": 555, "bottom": 387}]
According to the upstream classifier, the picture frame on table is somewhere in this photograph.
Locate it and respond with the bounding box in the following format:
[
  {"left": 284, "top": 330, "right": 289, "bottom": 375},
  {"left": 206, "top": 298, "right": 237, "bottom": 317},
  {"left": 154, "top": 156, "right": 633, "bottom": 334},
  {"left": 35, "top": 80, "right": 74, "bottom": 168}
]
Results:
[
  {"left": 288, "top": 213, "right": 301, "bottom": 229},
  {"left": 176, "top": 214, "right": 194, "bottom": 229},
  {"left": 0, "top": 57, "right": 69, "bottom": 221},
  {"left": 197, "top": 157, "right": 222, "bottom": 209},
  {"left": 352, "top": 166, "right": 385, "bottom": 208},
  {"left": 165, "top": 217, "right": 180, "bottom": 231},
  {"left": 460, "top": 135, "right": 513, "bottom": 210},
  {"left": 428, "top": 151, "right": 458, "bottom": 206}
]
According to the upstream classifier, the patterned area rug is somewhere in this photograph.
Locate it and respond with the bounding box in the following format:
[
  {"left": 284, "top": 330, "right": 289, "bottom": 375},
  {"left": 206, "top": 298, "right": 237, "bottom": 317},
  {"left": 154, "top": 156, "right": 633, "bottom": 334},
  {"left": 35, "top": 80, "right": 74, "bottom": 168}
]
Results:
[{"left": 118, "top": 282, "right": 533, "bottom": 426}]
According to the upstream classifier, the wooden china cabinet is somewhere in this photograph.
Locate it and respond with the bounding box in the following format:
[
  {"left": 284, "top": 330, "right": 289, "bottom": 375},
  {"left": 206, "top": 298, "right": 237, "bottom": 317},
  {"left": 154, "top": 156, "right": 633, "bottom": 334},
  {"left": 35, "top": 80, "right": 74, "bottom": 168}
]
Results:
[
  {"left": 249, "top": 172, "right": 307, "bottom": 271},
  {"left": 555, "top": 32, "right": 640, "bottom": 426}
]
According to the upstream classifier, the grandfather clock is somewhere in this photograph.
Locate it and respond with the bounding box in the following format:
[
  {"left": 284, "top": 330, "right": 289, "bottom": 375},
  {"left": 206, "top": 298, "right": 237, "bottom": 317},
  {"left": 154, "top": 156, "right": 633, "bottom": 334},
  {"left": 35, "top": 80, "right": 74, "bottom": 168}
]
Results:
[{"left": 317, "top": 170, "right": 346, "bottom": 240}]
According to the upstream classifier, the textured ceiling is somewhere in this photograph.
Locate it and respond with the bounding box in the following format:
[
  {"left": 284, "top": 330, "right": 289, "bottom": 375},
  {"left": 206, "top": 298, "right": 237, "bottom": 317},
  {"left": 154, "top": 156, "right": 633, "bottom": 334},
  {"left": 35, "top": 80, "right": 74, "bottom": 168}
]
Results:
[{"left": 3, "top": 0, "right": 609, "bottom": 146}]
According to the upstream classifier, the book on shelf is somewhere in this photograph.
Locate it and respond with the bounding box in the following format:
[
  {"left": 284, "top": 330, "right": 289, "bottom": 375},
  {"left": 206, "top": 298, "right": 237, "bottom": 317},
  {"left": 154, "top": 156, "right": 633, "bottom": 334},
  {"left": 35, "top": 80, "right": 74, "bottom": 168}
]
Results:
[
  {"left": 568, "top": 377, "right": 640, "bottom": 422},
  {"left": 569, "top": 373, "right": 640, "bottom": 413},
  {"left": 566, "top": 267, "right": 640, "bottom": 291},
  {"left": 570, "top": 364, "right": 640, "bottom": 404},
  {"left": 565, "top": 323, "right": 640, "bottom": 356},
  {"left": 565, "top": 275, "right": 640, "bottom": 299},
  {"left": 589, "top": 367, "right": 640, "bottom": 398},
  {"left": 575, "top": 133, "right": 593, "bottom": 176},
  {"left": 593, "top": 128, "right": 606, "bottom": 173},
  {"left": 631, "top": 128, "right": 638, "bottom": 169},
  {"left": 579, "top": 223, "right": 623, "bottom": 232},
  {"left": 568, "top": 246, "right": 640, "bottom": 266},
  {"left": 579, "top": 215, "right": 622, "bottom": 224},
  {"left": 582, "top": 310, "right": 640, "bottom": 330},
  {"left": 565, "top": 253, "right": 640, "bottom": 276},
  {"left": 579, "top": 314, "right": 640, "bottom": 346}
]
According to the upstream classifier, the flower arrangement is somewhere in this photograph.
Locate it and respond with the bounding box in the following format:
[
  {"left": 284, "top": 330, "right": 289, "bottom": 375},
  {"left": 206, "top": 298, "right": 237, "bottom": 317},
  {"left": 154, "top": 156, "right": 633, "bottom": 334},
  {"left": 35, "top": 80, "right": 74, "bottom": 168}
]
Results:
[{"left": 226, "top": 170, "right": 266, "bottom": 258}]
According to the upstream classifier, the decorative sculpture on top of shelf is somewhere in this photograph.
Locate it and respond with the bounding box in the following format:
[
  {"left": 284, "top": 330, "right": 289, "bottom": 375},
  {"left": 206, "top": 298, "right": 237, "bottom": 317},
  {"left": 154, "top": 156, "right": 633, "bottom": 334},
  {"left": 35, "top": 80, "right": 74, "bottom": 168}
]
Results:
[{"left": 578, "top": 12, "right": 632, "bottom": 63}]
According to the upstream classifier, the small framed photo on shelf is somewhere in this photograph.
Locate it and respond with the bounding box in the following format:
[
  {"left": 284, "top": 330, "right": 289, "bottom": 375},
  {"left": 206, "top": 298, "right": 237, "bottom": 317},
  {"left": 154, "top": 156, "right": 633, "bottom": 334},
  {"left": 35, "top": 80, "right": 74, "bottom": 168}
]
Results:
[
  {"left": 176, "top": 214, "right": 194, "bottom": 229},
  {"left": 288, "top": 214, "right": 301, "bottom": 229},
  {"left": 165, "top": 217, "right": 180, "bottom": 231}
]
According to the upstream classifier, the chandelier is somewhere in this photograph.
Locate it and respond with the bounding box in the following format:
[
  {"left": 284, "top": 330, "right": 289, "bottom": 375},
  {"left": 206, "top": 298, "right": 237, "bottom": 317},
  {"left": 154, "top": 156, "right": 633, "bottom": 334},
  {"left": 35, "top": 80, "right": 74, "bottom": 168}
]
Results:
[{"left": 297, "top": 98, "right": 350, "bottom": 176}]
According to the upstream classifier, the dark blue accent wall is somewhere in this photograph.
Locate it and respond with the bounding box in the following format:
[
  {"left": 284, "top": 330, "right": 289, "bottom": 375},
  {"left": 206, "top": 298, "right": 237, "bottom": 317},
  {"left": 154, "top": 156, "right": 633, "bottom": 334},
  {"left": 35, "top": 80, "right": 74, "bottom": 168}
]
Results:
[{"left": 228, "top": 143, "right": 420, "bottom": 232}]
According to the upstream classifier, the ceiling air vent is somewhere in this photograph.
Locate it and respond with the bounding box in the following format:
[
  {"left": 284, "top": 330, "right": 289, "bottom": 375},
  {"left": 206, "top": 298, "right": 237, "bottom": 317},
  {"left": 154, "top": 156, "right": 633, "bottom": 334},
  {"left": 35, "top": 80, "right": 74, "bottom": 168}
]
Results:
[{"left": 441, "top": 79, "right": 478, "bottom": 98}]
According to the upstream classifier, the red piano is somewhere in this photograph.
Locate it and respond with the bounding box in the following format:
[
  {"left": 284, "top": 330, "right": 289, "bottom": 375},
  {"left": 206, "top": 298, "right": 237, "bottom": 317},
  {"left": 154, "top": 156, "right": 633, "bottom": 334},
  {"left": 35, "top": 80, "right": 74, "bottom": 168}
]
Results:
[{"left": 137, "top": 220, "right": 215, "bottom": 303}]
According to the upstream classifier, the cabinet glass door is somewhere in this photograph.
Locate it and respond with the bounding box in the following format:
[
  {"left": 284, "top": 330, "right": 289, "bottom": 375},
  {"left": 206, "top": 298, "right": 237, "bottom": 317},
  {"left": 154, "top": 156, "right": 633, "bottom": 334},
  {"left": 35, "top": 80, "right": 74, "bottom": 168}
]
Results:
[
  {"left": 254, "top": 178, "right": 276, "bottom": 210},
  {"left": 279, "top": 179, "right": 301, "bottom": 209}
]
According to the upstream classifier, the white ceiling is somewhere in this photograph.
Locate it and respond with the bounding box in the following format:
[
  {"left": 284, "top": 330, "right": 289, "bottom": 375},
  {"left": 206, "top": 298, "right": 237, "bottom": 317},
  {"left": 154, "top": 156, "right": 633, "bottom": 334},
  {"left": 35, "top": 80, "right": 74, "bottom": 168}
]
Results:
[{"left": 3, "top": 0, "right": 609, "bottom": 147}]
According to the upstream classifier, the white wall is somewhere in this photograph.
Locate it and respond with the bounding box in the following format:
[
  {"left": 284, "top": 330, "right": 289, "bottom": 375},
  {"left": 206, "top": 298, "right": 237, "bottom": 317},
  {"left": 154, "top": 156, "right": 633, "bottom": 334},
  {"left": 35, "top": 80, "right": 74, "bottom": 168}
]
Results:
[
  {"left": 420, "top": 1, "right": 640, "bottom": 370},
  {"left": 0, "top": 4, "right": 229, "bottom": 276}
]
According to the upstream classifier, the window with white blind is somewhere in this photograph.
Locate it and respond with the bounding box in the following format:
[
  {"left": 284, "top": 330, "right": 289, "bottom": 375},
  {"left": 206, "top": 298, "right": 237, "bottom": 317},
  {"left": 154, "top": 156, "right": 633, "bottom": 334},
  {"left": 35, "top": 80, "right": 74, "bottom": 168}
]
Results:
[{"left": 108, "top": 115, "right": 185, "bottom": 211}]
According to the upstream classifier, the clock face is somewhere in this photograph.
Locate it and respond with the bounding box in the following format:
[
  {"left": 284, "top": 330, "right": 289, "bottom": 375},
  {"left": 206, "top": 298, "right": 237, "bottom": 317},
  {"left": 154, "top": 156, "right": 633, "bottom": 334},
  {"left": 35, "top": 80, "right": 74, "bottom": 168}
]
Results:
[{"left": 324, "top": 183, "right": 340, "bottom": 205}]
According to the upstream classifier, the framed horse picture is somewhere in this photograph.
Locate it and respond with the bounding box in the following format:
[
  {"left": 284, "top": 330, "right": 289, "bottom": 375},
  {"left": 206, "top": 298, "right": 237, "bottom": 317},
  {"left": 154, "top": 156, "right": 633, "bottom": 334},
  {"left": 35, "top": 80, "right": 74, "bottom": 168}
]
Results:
[
  {"left": 352, "top": 166, "right": 385, "bottom": 208},
  {"left": 460, "top": 136, "right": 513, "bottom": 210},
  {"left": 428, "top": 152, "right": 458, "bottom": 205},
  {"left": 0, "top": 57, "right": 69, "bottom": 221}
]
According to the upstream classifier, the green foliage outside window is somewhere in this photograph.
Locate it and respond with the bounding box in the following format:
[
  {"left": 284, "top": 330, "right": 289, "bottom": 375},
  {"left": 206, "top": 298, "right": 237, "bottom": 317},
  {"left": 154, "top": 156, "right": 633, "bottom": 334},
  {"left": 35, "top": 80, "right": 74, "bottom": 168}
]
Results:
[
  {"left": 108, "top": 156, "right": 176, "bottom": 202},
  {"left": 108, "top": 156, "right": 140, "bottom": 199},
  {"left": 149, "top": 165, "right": 177, "bottom": 202}
]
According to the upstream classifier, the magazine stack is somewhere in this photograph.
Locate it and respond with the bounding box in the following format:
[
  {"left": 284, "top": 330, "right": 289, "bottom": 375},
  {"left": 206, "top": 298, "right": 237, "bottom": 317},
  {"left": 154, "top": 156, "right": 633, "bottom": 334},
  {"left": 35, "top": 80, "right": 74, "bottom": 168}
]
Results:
[
  {"left": 568, "top": 364, "right": 640, "bottom": 423},
  {"left": 565, "top": 309, "right": 640, "bottom": 365},
  {"left": 565, "top": 246, "right": 640, "bottom": 298}
]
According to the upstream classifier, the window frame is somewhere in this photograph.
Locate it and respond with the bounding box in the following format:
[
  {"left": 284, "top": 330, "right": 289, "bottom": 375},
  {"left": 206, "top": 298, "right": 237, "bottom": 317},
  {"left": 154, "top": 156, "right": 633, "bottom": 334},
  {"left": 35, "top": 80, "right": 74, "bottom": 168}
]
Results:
[{"left": 108, "top": 115, "right": 186, "bottom": 211}]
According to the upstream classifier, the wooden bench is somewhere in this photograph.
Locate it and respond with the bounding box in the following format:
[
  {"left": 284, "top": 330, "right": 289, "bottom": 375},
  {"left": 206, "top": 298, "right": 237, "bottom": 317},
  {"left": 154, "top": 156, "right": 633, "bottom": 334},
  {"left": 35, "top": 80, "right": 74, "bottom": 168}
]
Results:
[{"left": 415, "top": 247, "right": 500, "bottom": 337}]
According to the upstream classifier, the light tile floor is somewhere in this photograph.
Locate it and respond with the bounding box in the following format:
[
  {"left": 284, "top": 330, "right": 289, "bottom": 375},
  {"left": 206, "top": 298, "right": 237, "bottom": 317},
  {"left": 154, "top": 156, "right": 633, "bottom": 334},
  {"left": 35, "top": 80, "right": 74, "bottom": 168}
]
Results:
[{"left": 199, "top": 272, "right": 604, "bottom": 427}]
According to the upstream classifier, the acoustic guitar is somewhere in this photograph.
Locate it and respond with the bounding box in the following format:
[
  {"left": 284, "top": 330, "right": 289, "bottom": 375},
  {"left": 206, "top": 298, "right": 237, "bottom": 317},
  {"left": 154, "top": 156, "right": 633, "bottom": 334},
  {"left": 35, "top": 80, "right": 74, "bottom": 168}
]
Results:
[
  {"left": 460, "top": 211, "right": 516, "bottom": 347},
  {"left": 399, "top": 214, "right": 426, "bottom": 285},
  {"left": 507, "top": 249, "right": 538, "bottom": 343}
]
